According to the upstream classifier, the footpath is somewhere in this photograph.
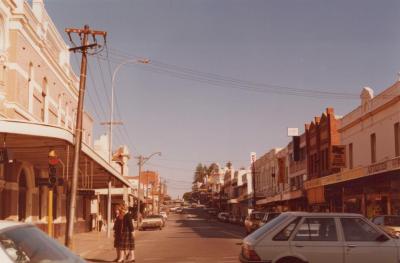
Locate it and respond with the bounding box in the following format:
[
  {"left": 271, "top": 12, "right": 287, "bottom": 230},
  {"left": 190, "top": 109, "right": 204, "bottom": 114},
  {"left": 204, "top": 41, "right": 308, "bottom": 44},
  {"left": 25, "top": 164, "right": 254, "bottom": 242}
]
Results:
[{"left": 58, "top": 230, "right": 137, "bottom": 262}]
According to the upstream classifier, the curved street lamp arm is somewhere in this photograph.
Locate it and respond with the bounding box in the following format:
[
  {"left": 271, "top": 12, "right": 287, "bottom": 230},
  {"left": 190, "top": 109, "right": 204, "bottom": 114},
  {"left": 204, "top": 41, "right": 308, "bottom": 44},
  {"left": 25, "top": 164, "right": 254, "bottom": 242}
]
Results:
[{"left": 142, "top": 151, "right": 162, "bottom": 165}]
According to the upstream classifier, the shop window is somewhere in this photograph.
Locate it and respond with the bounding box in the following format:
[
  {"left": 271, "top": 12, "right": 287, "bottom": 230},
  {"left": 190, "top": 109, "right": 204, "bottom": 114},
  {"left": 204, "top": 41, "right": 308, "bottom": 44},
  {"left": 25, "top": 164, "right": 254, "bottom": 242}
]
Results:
[
  {"left": 371, "top": 133, "right": 376, "bottom": 163},
  {"left": 293, "top": 217, "right": 337, "bottom": 241},
  {"left": 349, "top": 143, "right": 353, "bottom": 169},
  {"left": 395, "top": 123, "right": 400, "bottom": 157}
]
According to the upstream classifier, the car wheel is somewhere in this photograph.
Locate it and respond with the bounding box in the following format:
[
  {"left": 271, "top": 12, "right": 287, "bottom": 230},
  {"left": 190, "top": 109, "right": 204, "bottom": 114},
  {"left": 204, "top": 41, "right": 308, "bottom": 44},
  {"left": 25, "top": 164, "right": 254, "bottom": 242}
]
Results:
[
  {"left": 277, "top": 257, "right": 305, "bottom": 263},
  {"left": 159, "top": 226, "right": 162, "bottom": 230}
]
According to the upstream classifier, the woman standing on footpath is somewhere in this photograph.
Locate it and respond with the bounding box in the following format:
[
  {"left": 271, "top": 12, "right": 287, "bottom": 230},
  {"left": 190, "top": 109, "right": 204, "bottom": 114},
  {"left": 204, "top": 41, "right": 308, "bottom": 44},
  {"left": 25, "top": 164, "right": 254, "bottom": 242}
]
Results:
[
  {"left": 113, "top": 205, "right": 124, "bottom": 262},
  {"left": 120, "top": 204, "right": 135, "bottom": 262}
]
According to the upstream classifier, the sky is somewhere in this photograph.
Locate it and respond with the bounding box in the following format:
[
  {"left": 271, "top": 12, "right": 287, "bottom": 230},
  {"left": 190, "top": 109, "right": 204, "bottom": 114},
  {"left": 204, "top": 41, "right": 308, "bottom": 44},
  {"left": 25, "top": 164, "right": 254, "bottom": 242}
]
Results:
[{"left": 44, "top": 0, "right": 400, "bottom": 198}]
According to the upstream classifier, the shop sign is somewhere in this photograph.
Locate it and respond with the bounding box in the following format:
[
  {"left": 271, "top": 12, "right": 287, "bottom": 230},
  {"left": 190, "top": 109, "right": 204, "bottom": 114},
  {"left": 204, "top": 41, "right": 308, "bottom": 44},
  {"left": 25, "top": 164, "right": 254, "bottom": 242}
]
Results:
[{"left": 331, "top": 145, "right": 346, "bottom": 168}]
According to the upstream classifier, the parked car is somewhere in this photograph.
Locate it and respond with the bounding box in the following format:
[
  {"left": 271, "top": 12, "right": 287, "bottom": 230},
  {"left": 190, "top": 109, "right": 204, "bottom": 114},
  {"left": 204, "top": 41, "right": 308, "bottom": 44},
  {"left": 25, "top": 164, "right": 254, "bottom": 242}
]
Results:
[
  {"left": 218, "top": 212, "right": 230, "bottom": 222},
  {"left": 259, "top": 212, "right": 281, "bottom": 227},
  {"left": 0, "top": 221, "right": 85, "bottom": 263},
  {"left": 169, "top": 207, "right": 178, "bottom": 212},
  {"left": 244, "top": 211, "right": 266, "bottom": 234},
  {"left": 139, "top": 215, "right": 164, "bottom": 230},
  {"left": 240, "top": 212, "right": 400, "bottom": 263},
  {"left": 372, "top": 215, "right": 400, "bottom": 236},
  {"left": 175, "top": 207, "right": 184, "bottom": 213}
]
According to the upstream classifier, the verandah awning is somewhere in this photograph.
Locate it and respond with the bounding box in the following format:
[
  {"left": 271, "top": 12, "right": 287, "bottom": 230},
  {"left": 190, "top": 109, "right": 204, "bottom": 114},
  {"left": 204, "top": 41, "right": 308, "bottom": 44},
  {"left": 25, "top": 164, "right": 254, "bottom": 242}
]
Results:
[{"left": 0, "top": 119, "right": 133, "bottom": 189}]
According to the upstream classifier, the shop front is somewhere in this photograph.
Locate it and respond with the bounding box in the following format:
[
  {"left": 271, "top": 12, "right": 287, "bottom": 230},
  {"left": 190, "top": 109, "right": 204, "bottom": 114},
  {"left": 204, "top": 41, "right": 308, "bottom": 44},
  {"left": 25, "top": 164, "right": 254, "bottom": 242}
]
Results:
[
  {"left": 305, "top": 156, "right": 400, "bottom": 217},
  {"left": 0, "top": 120, "right": 133, "bottom": 238}
]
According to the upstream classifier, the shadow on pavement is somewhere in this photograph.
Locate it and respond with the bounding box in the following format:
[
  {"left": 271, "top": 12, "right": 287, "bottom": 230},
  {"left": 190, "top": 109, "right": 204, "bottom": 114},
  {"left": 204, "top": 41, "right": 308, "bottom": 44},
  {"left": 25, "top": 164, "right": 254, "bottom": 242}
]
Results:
[{"left": 85, "top": 258, "right": 113, "bottom": 263}]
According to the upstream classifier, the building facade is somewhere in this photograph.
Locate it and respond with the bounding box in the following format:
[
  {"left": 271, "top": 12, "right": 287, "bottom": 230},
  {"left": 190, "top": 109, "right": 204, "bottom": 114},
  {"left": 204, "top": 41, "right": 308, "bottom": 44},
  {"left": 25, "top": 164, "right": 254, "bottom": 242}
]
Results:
[{"left": 0, "top": 0, "right": 131, "bottom": 238}]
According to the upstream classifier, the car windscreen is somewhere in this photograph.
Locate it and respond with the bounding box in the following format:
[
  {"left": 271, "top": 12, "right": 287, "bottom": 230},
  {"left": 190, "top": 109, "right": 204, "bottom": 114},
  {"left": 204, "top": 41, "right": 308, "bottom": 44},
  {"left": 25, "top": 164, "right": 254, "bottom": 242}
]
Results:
[
  {"left": 384, "top": 216, "right": 400, "bottom": 226},
  {"left": 247, "top": 213, "right": 290, "bottom": 241},
  {"left": 0, "top": 225, "right": 85, "bottom": 263}
]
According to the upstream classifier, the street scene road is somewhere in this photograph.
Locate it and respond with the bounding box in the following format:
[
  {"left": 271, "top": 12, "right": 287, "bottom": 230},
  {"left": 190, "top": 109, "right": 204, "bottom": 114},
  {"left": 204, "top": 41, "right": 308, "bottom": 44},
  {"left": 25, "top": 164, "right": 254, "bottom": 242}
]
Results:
[{"left": 84, "top": 208, "right": 244, "bottom": 263}]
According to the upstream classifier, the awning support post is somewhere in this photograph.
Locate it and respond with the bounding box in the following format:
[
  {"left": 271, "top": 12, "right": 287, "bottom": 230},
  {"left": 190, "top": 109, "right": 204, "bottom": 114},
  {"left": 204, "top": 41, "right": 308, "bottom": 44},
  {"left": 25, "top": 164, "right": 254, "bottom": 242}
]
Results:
[{"left": 107, "top": 177, "right": 112, "bottom": 238}]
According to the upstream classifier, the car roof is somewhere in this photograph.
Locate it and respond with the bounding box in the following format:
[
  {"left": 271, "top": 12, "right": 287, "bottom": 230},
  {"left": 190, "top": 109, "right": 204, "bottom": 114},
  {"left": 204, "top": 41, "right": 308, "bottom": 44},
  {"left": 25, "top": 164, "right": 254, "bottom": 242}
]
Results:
[
  {"left": 281, "top": 211, "right": 363, "bottom": 217},
  {"left": 0, "top": 220, "right": 25, "bottom": 230}
]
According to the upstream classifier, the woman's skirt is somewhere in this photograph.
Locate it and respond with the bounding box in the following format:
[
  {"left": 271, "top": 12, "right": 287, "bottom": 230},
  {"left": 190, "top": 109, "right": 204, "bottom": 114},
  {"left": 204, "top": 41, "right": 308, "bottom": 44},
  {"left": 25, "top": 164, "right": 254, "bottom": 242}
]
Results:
[{"left": 118, "top": 231, "right": 135, "bottom": 250}]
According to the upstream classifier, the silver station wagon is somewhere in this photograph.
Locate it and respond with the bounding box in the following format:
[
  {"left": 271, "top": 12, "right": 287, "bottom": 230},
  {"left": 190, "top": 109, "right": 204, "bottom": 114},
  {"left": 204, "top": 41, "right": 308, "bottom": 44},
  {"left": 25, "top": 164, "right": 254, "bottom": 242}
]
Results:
[{"left": 240, "top": 212, "right": 400, "bottom": 263}]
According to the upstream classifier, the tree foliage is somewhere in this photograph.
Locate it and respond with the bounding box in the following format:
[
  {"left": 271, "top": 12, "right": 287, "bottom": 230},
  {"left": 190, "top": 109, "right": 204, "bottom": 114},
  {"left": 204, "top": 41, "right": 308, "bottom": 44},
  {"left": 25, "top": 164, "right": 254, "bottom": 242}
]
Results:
[
  {"left": 193, "top": 163, "right": 207, "bottom": 183},
  {"left": 183, "top": 192, "right": 192, "bottom": 202}
]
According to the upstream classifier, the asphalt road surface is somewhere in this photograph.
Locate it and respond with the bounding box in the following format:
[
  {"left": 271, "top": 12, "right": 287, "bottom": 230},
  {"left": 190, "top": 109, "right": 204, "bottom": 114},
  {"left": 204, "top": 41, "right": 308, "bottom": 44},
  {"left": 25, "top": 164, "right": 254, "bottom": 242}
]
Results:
[
  {"left": 86, "top": 208, "right": 246, "bottom": 263},
  {"left": 135, "top": 208, "right": 245, "bottom": 263}
]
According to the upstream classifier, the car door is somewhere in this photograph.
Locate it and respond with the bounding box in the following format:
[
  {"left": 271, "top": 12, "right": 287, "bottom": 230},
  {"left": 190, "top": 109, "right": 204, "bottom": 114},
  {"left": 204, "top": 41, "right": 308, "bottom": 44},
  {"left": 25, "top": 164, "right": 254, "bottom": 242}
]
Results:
[
  {"left": 289, "top": 217, "right": 344, "bottom": 263},
  {"left": 340, "top": 217, "right": 398, "bottom": 263}
]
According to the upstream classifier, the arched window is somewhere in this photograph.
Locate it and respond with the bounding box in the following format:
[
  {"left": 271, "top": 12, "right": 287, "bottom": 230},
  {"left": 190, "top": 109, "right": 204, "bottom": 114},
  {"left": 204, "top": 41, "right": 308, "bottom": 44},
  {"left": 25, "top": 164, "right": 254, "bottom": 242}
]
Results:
[{"left": 41, "top": 77, "right": 47, "bottom": 122}]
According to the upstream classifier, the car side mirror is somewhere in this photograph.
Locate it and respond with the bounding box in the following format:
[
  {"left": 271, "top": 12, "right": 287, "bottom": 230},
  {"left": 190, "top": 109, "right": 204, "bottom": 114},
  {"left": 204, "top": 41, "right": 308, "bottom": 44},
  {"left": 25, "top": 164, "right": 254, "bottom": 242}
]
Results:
[{"left": 376, "top": 234, "right": 390, "bottom": 242}]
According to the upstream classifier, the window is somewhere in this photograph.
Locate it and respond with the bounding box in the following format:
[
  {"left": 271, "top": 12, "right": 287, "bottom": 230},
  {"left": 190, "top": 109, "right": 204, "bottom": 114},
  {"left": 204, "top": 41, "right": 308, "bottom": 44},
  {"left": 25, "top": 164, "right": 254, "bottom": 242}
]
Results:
[
  {"left": 320, "top": 150, "right": 325, "bottom": 171},
  {"left": 341, "top": 217, "right": 381, "bottom": 242},
  {"left": 293, "top": 217, "right": 338, "bottom": 241},
  {"left": 0, "top": 226, "right": 84, "bottom": 262},
  {"left": 273, "top": 217, "right": 300, "bottom": 241},
  {"left": 395, "top": 123, "right": 400, "bottom": 157},
  {"left": 371, "top": 133, "right": 376, "bottom": 163},
  {"left": 249, "top": 213, "right": 290, "bottom": 241},
  {"left": 349, "top": 143, "right": 353, "bottom": 169},
  {"left": 325, "top": 149, "right": 329, "bottom": 170}
]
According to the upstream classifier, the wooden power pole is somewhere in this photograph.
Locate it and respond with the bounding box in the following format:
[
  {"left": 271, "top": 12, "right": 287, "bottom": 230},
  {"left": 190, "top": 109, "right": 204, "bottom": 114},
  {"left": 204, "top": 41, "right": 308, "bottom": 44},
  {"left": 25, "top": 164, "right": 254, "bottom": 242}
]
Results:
[{"left": 64, "top": 25, "right": 106, "bottom": 248}]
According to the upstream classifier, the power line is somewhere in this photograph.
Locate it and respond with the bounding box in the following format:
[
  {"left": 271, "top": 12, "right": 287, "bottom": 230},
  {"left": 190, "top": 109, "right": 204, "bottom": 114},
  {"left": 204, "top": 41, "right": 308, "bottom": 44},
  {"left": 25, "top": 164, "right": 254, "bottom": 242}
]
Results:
[
  {"left": 104, "top": 48, "right": 365, "bottom": 99},
  {"left": 102, "top": 43, "right": 139, "bottom": 153}
]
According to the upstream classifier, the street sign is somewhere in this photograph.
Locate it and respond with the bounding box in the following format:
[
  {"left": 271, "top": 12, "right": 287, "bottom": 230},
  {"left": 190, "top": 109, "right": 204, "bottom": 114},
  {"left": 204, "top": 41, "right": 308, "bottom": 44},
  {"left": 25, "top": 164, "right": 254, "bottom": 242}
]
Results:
[
  {"left": 331, "top": 145, "right": 346, "bottom": 168},
  {"left": 287, "top": 127, "right": 299, "bottom": 137}
]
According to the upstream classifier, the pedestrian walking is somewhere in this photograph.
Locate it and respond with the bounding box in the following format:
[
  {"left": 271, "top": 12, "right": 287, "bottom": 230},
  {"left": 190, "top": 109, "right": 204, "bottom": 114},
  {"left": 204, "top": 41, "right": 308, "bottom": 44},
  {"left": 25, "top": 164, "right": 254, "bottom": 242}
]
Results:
[
  {"left": 97, "top": 213, "right": 104, "bottom": 232},
  {"left": 113, "top": 205, "right": 124, "bottom": 262},
  {"left": 120, "top": 204, "right": 135, "bottom": 262}
]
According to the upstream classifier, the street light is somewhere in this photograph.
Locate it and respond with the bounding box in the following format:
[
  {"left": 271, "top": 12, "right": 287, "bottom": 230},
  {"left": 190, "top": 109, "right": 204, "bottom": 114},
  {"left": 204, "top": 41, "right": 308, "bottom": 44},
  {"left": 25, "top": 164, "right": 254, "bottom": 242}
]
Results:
[
  {"left": 108, "top": 58, "right": 150, "bottom": 163},
  {"left": 135, "top": 151, "right": 161, "bottom": 227},
  {"left": 105, "top": 58, "right": 150, "bottom": 238}
]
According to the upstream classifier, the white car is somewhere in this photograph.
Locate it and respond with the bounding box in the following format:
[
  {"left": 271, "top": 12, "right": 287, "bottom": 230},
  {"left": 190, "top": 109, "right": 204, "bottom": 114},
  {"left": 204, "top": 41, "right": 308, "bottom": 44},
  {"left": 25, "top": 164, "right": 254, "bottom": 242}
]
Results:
[
  {"left": 140, "top": 215, "right": 164, "bottom": 230},
  {"left": 240, "top": 212, "right": 400, "bottom": 263},
  {"left": 0, "top": 220, "right": 84, "bottom": 263}
]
